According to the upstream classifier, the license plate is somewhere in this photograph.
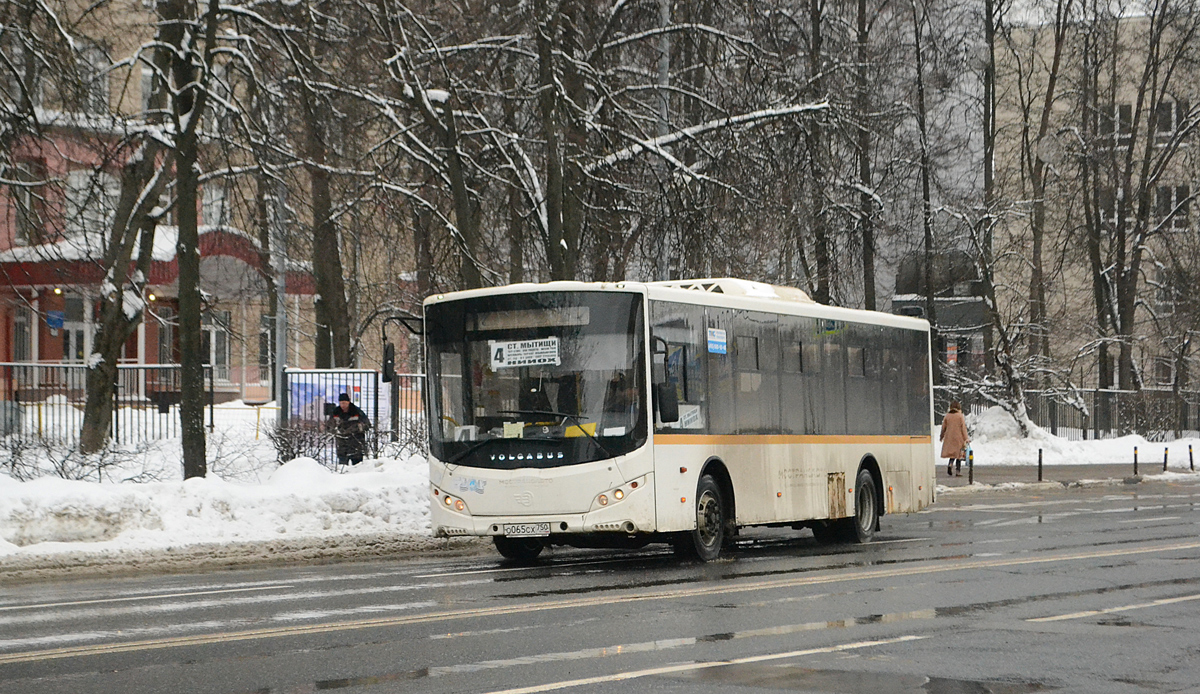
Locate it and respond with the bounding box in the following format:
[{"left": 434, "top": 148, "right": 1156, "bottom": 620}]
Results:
[{"left": 504, "top": 522, "right": 551, "bottom": 537}]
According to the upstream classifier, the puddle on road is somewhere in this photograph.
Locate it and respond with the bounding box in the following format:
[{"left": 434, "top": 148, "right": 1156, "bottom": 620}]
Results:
[{"left": 672, "top": 664, "right": 1053, "bottom": 692}]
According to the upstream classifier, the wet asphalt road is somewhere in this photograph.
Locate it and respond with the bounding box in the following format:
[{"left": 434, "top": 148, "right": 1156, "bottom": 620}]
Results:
[{"left": 4, "top": 479, "right": 1200, "bottom": 694}]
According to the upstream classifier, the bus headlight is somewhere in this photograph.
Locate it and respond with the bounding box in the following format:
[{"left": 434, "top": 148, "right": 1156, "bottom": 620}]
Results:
[
  {"left": 592, "top": 475, "right": 647, "bottom": 511},
  {"left": 434, "top": 487, "right": 470, "bottom": 515}
]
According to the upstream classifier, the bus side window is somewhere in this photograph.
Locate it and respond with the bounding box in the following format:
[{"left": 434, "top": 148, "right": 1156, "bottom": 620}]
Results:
[
  {"left": 822, "top": 325, "right": 847, "bottom": 434},
  {"left": 649, "top": 300, "right": 708, "bottom": 432},
  {"left": 735, "top": 335, "right": 759, "bottom": 371},
  {"left": 782, "top": 341, "right": 801, "bottom": 373},
  {"left": 847, "top": 346, "right": 865, "bottom": 378},
  {"left": 666, "top": 343, "right": 689, "bottom": 402}
]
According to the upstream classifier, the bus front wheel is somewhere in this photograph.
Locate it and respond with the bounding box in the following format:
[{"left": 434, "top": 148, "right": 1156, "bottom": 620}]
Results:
[
  {"left": 680, "top": 475, "right": 726, "bottom": 562},
  {"left": 493, "top": 536, "right": 545, "bottom": 562}
]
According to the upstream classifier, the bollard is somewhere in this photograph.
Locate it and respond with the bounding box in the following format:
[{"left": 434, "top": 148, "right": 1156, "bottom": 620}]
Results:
[
  {"left": 968, "top": 448, "right": 974, "bottom": 485},
  {"left": 1134, "top": 446, "right": 1139, "bottom": 476},
  {"left": 1165, "top": 447, "right": 1169, "bottom": 472},
  {"left": 1038, "top": 448, "right": 1043, "bottom": 482}
]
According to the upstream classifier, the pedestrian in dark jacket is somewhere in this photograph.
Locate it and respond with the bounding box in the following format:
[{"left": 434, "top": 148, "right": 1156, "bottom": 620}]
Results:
[{"left": 330, "top": 393, "right": 370, "bottom": 466}]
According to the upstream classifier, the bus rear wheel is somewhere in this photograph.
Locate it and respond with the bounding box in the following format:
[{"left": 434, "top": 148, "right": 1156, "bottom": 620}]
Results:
[
  {"left": 493, "top": 536, "right": 545, "bottom": 562},
  {"left": 680, "top": 475, "right": 725, "bottom": 562},
  {"left": 842, "top": 467, "right": 879, "bottom": 543}
]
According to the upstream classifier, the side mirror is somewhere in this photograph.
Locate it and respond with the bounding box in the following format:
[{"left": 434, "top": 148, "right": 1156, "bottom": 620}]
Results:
[
  {"left": 656, "top": 382, "right": 679, "bottom": 424},
  {"left": 382, "top": 341, "right": 395, "bottom": 383}
]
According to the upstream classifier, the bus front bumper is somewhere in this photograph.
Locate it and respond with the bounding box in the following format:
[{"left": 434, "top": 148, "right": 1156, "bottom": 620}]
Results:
[{"left": 431, "top": 475, "right": 656, "bottom": 538}]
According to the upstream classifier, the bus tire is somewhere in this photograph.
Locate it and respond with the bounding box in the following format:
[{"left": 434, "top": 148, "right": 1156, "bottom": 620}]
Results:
[
  {"left": 843, "top": 467, "right": 879, "bottom": 543},
  {"left": 493, "top": 536, "right": 545, "bottom": 562},
  {"left": 686, "top": 475, "right": 726, "bottom": 562}
]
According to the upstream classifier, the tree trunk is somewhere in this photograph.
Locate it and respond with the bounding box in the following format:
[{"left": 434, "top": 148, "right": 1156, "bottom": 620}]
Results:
[
  {"left": 856, "top": 0, "right": 876, "bottom": 311},
  {"left": 537, "top": 0, "right": 566, "bottom": 280},
  {"left": 1025, "top": 1, "right": 1069, "bottom": 385},
  {"left": 79, "top": 146, "right": 166, "bottom": 453},
  {"left": 307, "top": 127, "right": 351, "bottom": 368},
  {"left": 177, "top": 134, "right": 206, "bottom": 478},
  {"left": 807, "top": 0, "right": 831, "bottom": 304},
  {"left": 912, "top": 0, "right": 939, "bottom": 384},
  {"left": 164, "top": 0, "right": 220, "bottom": 479}
]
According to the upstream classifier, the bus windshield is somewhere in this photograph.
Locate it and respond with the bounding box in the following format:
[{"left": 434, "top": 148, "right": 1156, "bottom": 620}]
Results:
[{"left": 425, "top": 291, "right": 647, "bottom": 469}]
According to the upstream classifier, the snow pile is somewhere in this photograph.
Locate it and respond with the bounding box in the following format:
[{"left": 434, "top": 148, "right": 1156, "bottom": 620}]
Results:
[
  {"left": 967, "top": 406, "right": 1194, "bottom": 467},
  {"left": 0, "top": 454, "right": 432, "bottom": 561}
]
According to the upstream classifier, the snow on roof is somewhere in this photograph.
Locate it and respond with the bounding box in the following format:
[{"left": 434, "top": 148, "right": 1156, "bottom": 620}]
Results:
[{"left": 0, "top": 225, "right": 258, "bottom": 265}]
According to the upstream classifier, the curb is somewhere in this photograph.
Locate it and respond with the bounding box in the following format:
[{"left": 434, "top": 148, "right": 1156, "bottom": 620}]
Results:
[
  {"left": 0, "top": 533, "right": 490, "bottom": 585},
  {"left": 936, "top": 472, "right": 1200, "bottom": 495}
]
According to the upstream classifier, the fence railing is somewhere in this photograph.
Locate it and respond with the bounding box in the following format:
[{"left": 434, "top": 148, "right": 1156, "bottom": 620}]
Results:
[
  {"left": 0, "top": 362, "right": 219, "bottom": 445},
  {"left": 935, "top": 385, "right": 1200, "bottom": 442},
  {"left": 0, "top": 363, "right": 428, "bottom": 458}
]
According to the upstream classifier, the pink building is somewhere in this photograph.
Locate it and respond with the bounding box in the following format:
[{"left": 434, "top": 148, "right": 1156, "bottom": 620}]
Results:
[{"left": 0, "top": 117, "right": 316, "bottom": 404}]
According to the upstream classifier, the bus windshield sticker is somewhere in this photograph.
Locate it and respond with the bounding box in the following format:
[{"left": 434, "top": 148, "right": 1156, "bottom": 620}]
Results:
[
  {"left": 489, "top": 337, "right": 561, "bottom": 368},
  {"left": 707, "top": 328, "right": 727, "bottom": 354}
]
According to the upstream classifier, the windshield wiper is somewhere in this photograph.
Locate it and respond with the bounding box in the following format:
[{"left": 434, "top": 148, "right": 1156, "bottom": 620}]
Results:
[
  {"left": 497, "top": 409, "right": 613, "bottom": 458},
  {"left": 447, "top": 436, "right": 504, "bottom": 465}
]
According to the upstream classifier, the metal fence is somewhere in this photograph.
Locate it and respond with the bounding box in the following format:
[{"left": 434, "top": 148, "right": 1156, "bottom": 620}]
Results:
[
  {"left": 0, "top": 362, "right": 218, "bottom": 445},
  {"left": 935, "top": 385, "right": 1200, "bottom": 442},
  {"left": 0, "top": 363, "right": 428, "bottom": 460},
  {"left": 279, "top": 369, "right": 426, "bottom": 465}
]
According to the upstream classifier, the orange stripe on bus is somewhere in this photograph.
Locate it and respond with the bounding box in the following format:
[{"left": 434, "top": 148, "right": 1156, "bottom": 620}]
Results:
[{"left": 653, "top": 434, "right": 932, "bottom": 446}]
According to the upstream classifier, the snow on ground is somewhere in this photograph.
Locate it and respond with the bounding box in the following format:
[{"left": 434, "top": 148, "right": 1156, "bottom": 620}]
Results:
[{"left": 1, "top": 403, "right": 1198, "bottom": 578}]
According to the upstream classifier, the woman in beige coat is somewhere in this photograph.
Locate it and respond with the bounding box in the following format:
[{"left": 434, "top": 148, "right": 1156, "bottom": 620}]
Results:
[{"left": 939, "top": 401, "right": 970, "bottom": 476}]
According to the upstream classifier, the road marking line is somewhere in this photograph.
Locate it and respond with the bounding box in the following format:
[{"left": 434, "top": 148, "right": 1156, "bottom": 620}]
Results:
[
  {"left": 2, "top": 540, "right": 1198, "bottom": 665},
  {"left": 415, "top": 555, "right": 668, "bottom": 579},
  {"left": 1027, "top": 593, "right": 1200, "bottom": 623},
  {"left": 479, "top": 635, "right": 927, "bottom": 694},
  {"left": 0, "top": 586, "right": 293, "bottom": 613},
  {"left": 1118, "top": 516, "right": 1181, "bottom": 524}
]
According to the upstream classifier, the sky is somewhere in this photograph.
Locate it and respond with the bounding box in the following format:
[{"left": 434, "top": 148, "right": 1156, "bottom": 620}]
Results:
[{"left": 1, "top": 404, "right": 1197, "bottom": 572}]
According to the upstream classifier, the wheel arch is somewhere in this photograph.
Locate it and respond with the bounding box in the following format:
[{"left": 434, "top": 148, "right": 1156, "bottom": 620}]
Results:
[
  {"left": 700, "top": 456, "right": 736, "bottom": 528},
  {"left": 858, "top": 454, "right": 885, "bottom": 519}
]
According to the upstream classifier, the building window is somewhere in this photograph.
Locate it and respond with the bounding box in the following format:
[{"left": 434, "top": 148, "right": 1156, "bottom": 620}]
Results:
[
  {"left": 1100, "top": 104, "right": 1134, "bottom": 148},
  {"left": 202, "top": 310, "right": 231, "bottom": 380},
  {"left": 1097, "top": 186, "right": 1134, "bottom": 226},
  {"left": 1154, "top": 358, "right": 1175, "bottom": 387},
  {"left": 10, "top": 161, "right": 46, "bottom": 245},
  {"left": 75, "top": 43, "right": 110, "bottom": 114},
  {"left": 13, "top": 306, "right": 31, "bottom": 362},
  {"left": 4, "top": 38, "right": 40, "bottom": 108},
  {"left": 1154, "top": 99, "right": 1189, "bottom": 145},
  {"left": 65, "top": 169, "right": 119, "bottom": 236},
  {"left": 1156, "top": 185, "right": 1190, "bottom": 231},
  {"left": 140, "top": 65, "right": 162, "bottom": 115},
  {"left": 201, "top": 184, "right": 228, "bottom": 227},
  {"left": 259, "top": 314, "right": 274, "bottom": 380},
  {"left": 62, "top": 296, "right": 88, "bottom": 363}
]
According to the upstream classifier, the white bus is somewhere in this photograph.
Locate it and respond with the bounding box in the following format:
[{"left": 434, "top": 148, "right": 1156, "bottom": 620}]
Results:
[{"left": 426, "top": 278, "right": 935, "bottom": 561}]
